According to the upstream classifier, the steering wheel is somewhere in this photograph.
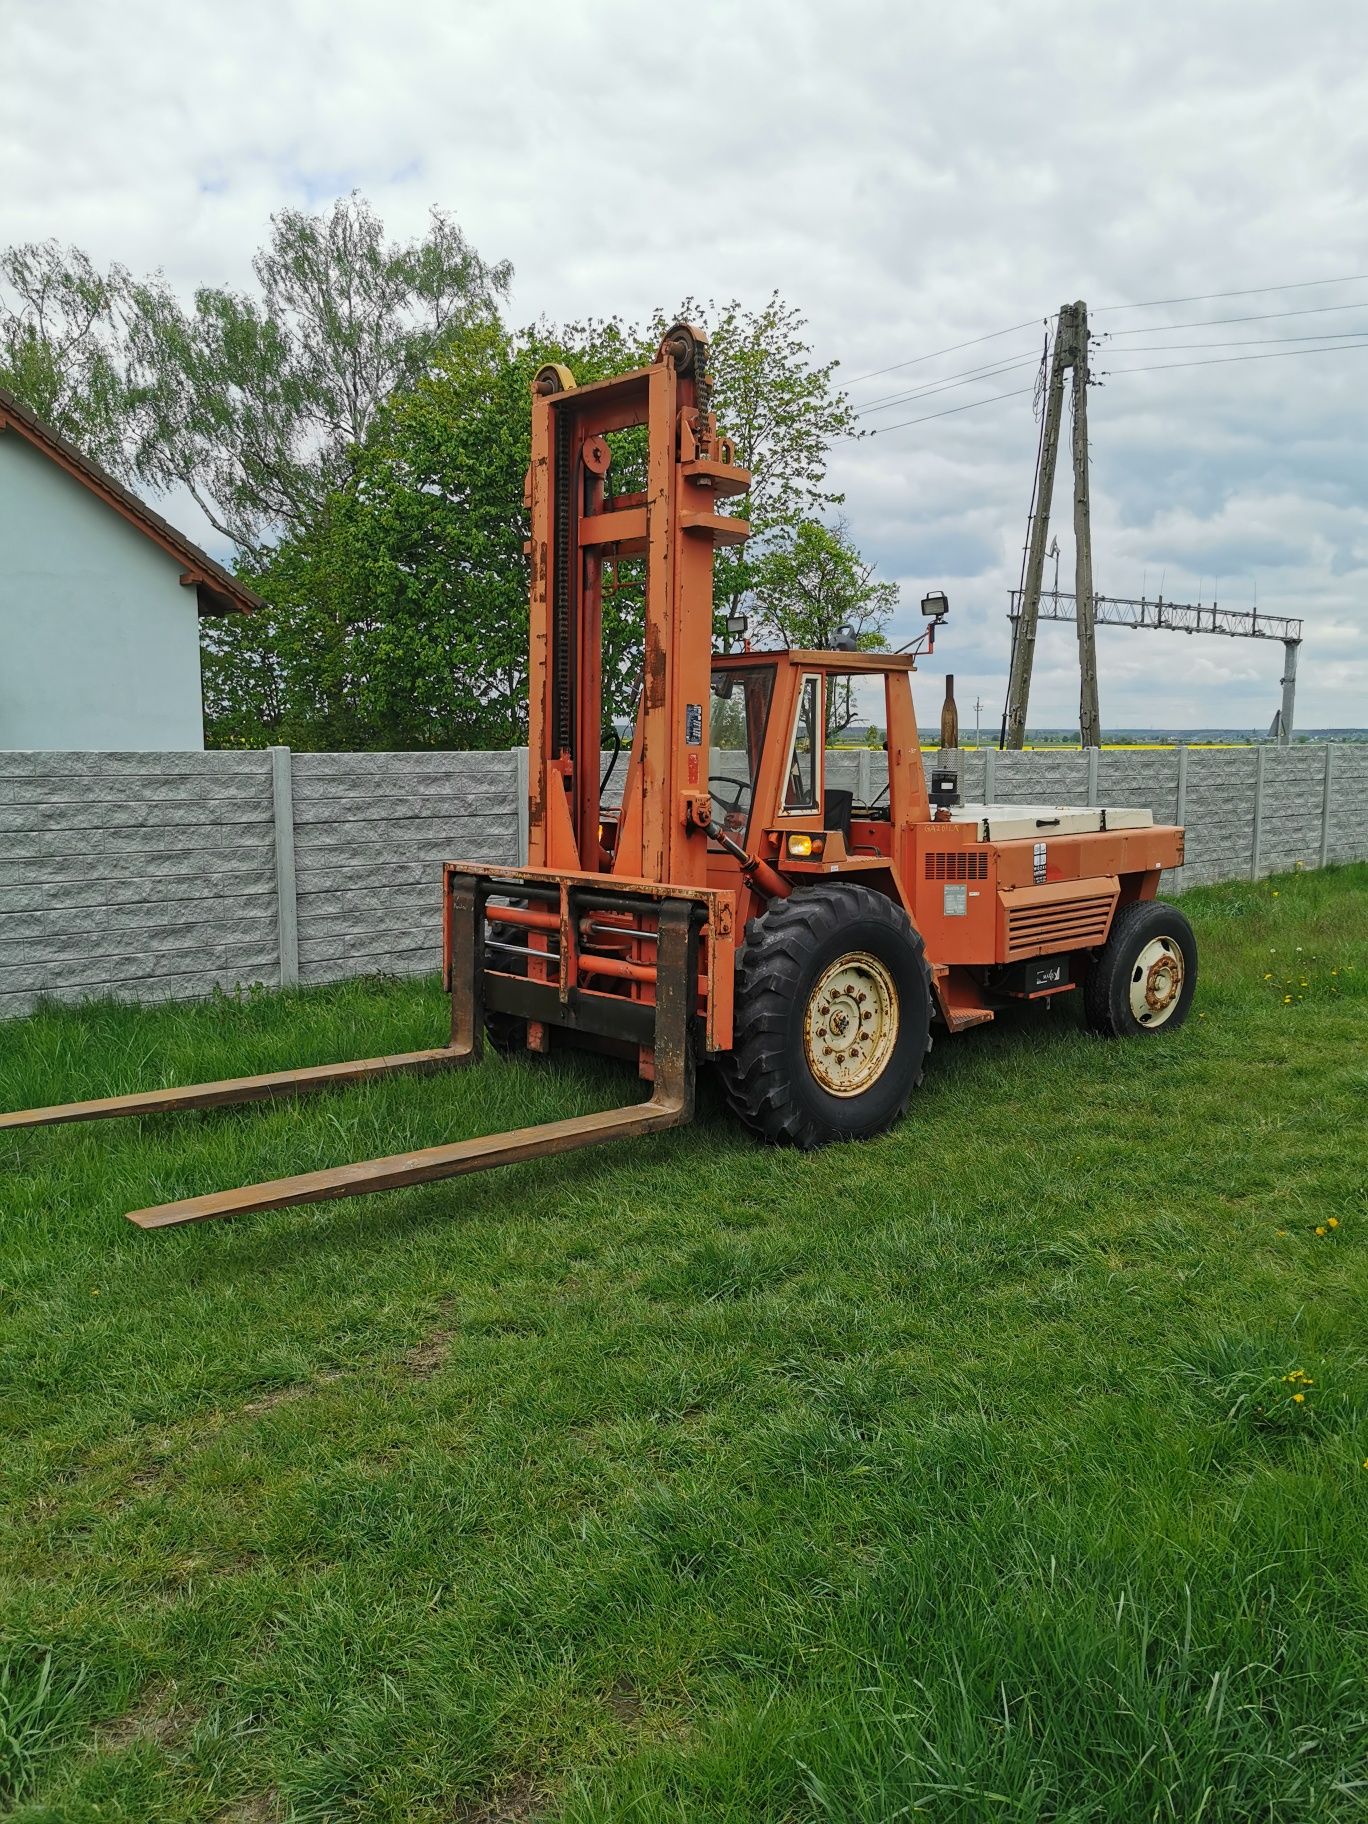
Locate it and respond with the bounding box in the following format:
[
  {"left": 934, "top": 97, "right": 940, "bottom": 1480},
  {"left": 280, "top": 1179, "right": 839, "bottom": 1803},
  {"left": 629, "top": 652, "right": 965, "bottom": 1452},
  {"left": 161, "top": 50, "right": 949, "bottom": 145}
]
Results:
[{"left": 709, "top": 774, "right": 749, "bottom": 812}]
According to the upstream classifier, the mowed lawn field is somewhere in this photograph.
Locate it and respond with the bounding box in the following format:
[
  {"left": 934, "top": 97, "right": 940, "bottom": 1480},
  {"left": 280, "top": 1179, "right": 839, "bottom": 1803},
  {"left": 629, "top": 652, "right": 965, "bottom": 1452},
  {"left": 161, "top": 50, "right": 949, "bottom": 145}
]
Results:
[{"left": 1, "top": 865, "right": 1366, "bottom": 1823}]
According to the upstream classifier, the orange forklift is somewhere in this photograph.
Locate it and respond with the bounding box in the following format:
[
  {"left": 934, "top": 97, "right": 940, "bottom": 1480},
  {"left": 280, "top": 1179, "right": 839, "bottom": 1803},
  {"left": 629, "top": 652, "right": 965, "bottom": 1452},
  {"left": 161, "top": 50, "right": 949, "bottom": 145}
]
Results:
[{"left": 1, "top": 324, "right": 1195, "bottom": 1226}]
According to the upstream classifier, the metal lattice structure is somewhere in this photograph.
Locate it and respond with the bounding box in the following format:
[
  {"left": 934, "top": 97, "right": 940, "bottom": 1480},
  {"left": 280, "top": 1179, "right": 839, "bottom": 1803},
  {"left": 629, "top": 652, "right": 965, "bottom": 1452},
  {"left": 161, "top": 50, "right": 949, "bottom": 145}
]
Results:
[{"left": 1007, "top": 589, "right": 1304, "bottom": 741}]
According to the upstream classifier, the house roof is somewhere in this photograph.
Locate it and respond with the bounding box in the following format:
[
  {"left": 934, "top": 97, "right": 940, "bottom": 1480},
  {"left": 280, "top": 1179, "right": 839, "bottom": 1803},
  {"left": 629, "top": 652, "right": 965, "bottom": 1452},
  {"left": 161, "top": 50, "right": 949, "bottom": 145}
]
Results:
[{"left": 0, "top": 386, "right": 263, "bottom": 617}]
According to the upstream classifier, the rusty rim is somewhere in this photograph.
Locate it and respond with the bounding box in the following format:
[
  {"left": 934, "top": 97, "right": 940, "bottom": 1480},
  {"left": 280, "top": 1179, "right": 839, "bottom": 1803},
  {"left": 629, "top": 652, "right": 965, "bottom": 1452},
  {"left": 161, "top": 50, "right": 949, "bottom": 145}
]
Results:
[
  {"left": 803, "top": 952, "right": 899, "bottom": 1096},
  {"left": 1130, "top": 934, "right": 1184, "bottom": 1026}
]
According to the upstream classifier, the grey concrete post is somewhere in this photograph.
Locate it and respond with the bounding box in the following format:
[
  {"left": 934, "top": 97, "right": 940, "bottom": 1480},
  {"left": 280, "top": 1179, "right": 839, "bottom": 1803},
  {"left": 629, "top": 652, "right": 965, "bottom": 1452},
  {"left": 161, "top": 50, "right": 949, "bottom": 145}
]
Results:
[
  {"left": 516, "top": 746, "right": 530, "bottom": 863},
  {"left": 857, "top": 747, "right": 873, "bottom": 804},
  {"left": 1320, "top": 744, "right": 1334, "bottom": 868},
  {"left": 1175, "top": 745, "right": 1189, "bottom": 829},
  {"left": 1086, "top": 746, "right": 1099, "bottom": 806},
  {"left": 984, "top": 745, "right": 997, "bottom": 803},
  {"left": 268, "top": 745, "right": 299, "bottom": 987},
  {"left": 1280, "top": 638, "right": 1300, "bottom": 745},
  {"left": 1251, "top": 745, "right": 1266, "bottom": 881}
]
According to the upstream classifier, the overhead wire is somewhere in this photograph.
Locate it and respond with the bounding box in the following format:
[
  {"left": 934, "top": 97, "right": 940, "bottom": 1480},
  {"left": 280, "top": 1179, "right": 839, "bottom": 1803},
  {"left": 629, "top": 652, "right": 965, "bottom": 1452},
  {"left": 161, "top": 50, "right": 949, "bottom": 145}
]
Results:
[
  {"left": 1093, "top": 273, "right": 1368, "bottom": 313},
  {"left": 844, "top": 333, "right": 1368, "bottom": 439},
  {"left": 855, "top": 353, "right": 1042, "bottom": 416},
  {"left": 842, "top": 272, "right": 1368, "bottom": 396},
  {"left": 1093, "top": 328, "right": 1368, "bottom": 354},
  {"left": 853, "top": 385, "right": 1040, "bottom": 437},
  {"left": 843, "top": 318, "right": 1046, "bottom": 387},
  {"left": 1103, "top": 298, "right": 1368, "bottom": 336},
  {"left": 836, "top": 274, "right": 1368, "bottom": 440},
  {"left": 1101, "top": 339, "right": 1368, "bottom": 376}
]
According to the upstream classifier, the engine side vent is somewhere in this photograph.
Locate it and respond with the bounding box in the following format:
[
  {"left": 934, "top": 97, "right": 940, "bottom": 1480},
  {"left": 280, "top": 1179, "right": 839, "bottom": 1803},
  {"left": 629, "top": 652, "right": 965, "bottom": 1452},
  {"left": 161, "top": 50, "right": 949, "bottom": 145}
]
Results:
[
  {"left": 926, "top": 851, "right": 989, "bottom": 882},
  {"left": 1002, "top": 887, "right": 1116, "bottom": 960}
]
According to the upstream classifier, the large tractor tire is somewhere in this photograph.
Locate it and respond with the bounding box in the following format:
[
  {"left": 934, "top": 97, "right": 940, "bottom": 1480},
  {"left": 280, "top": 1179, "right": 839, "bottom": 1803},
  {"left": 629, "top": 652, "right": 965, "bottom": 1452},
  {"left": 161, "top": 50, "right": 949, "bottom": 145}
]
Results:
[
  {"left": 718, "top": 882, "right": 933, "bottom": 1149},
  {"left": 1083, "top": 898, "right": 1198, "bottom": 1037}
]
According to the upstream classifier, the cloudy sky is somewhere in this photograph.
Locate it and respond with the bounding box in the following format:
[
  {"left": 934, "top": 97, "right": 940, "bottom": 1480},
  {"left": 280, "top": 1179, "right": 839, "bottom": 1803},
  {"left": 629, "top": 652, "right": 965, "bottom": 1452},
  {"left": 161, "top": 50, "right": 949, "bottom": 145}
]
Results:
[{"left": 6, "top": 0, "right": 1367, "bottom": 731}]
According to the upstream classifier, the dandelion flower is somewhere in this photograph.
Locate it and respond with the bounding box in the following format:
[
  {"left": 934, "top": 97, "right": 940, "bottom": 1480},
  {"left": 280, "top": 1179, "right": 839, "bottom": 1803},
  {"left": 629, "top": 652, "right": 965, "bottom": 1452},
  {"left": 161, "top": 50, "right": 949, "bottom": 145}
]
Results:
[
  {"left": 1328, "top": 1218, "right": 1339, "bottom": 1229},
  {"left": 1316, "top": 1226, "right": 1327, "bottom": 1236},
  {"left": 1293, "top": 1392, "right": 1306, "bottom": 1404}
]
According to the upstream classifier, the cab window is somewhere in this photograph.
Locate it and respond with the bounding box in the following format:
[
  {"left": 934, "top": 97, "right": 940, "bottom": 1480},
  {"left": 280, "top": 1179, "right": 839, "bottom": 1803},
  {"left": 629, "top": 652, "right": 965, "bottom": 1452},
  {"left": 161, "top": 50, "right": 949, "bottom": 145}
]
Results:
[
  {"left": 784, "top": 674, "right": 822, "bottom": 812},
  {"left": 708, "top": 663, "right": 775, "bottom": 840}
]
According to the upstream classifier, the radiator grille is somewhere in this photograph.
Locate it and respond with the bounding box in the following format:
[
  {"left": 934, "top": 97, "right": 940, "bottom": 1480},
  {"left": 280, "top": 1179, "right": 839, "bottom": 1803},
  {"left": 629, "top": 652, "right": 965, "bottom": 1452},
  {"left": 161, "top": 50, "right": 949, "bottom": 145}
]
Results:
[
  {"left": 1004, "top": 892, "right": 1114, "bottom": 959},
  {"left": 926, "top": 851, "right": 989, "bottom": 882}
]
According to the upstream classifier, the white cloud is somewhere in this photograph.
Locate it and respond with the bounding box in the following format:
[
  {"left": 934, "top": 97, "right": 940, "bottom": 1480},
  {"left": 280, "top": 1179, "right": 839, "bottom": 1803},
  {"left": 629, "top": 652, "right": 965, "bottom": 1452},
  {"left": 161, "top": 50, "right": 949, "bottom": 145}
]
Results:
[{"left": 5, "top": 0, "right": 1367, "bottom": 728}]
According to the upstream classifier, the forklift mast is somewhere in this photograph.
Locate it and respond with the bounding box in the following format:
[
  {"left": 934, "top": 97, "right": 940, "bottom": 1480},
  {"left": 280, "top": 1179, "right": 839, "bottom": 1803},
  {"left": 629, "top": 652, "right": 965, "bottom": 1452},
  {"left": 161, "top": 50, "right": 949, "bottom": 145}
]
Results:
[{"left": 526, "top": 324, "right": 750, "bottom": 888}]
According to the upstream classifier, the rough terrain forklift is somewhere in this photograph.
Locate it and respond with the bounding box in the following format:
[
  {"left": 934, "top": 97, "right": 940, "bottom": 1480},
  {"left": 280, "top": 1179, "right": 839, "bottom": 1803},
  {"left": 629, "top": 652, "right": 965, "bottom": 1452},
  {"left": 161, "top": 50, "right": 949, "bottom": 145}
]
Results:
[{"left": 2, "top": 324, "right": 1196, "bottom": 1226}]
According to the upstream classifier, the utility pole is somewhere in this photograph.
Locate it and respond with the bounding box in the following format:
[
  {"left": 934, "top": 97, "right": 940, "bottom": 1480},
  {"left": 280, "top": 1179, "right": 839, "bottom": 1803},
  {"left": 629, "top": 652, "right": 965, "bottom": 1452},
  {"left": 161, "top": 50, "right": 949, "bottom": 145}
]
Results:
[
  {"left": 1002, "top": 300, "right": 1100, "bottom": 749},
  {"left": 1003, "top": 309, "right": 1070, "bottom": 749},
  {"left": 1071, "top": 301, "right": 1100, "bottom": 747},
  {"left": 974, "top": 695, "right": 983, "bottom": 749}
]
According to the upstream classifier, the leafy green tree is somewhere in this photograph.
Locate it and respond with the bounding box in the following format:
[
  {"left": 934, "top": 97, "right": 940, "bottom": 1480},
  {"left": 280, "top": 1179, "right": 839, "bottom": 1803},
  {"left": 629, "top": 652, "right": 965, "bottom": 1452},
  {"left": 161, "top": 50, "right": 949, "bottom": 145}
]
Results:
[
  {"left": 750, "top": 518, "right": 898, "bottom": 736},
  {"left": 655, "top": 293, "right": 860, "bottom": 624},
  {"left": 126, "top": 193, "right": 512, "bottom": 554},
  {"left": 0, "top": 241, "right": 133, "bottom": 471},
  {"left": 204, "top": 319, "right": 651, "bottom": 749}
]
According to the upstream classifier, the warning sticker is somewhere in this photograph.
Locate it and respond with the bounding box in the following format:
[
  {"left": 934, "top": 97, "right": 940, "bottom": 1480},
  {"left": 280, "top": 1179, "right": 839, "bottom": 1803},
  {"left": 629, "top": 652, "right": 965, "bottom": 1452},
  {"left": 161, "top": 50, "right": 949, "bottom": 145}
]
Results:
[
  {"left": 685, "top": 703, "right": 703, "bottom": 746},
  {"left": 1033, "top": 841, "right": 1047, "bottom": 884}
]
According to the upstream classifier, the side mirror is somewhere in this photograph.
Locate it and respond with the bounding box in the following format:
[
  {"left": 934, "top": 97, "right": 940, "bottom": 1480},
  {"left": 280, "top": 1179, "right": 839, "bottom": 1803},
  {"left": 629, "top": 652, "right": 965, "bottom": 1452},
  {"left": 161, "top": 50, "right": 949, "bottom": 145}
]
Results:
[{"left": 921, "top": 590, "right": 949, "bottom": 621}]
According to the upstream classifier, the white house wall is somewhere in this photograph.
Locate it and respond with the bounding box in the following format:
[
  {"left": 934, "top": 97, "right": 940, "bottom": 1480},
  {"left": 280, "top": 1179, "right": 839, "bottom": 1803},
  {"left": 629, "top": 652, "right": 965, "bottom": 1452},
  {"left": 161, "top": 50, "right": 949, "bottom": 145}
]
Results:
[{"left": 0, "top": 434, "right": 206, "bottom": 750}]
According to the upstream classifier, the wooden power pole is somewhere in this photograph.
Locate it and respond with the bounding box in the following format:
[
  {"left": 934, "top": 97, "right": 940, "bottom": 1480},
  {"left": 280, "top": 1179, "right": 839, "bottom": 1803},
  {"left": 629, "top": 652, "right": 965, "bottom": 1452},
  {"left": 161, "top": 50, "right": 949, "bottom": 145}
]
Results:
[
  {"left": 1071, "top": 301, "right": 1101, "bottom": 747},
  {"left": 1002, "top": 300, "right": 1099, "bottom": 748}
]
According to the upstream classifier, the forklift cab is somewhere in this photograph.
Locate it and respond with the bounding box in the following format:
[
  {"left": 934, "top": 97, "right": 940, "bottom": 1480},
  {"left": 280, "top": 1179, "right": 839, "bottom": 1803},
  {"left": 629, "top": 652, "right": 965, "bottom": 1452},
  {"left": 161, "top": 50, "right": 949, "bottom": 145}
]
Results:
[{"left": 706, "top": 649, "right": 930, "bottom": 884}]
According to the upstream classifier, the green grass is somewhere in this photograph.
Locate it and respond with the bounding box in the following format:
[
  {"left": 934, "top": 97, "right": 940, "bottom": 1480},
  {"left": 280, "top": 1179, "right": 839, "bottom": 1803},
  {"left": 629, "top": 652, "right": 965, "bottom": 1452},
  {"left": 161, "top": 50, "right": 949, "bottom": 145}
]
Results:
[{"left": 1, "top": 864, "right": 1365, "bottom": 1822}]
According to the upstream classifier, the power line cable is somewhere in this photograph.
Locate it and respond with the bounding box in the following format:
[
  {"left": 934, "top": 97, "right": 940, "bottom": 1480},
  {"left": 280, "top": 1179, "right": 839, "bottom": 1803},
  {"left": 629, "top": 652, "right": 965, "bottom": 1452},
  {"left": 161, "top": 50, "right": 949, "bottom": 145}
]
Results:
[
  {"left": 1102, "top": 339, "right": 1368, "bottom": 376},
  {"left": 844, "top": 318, "right": 1045, "bottom": 386},
  {"left": 856, "top": 348, "right": 1041, "bottom": 410},
  {"left": 1095, "top": 328, "right": 1368, "bottom": 354},
  {"left": 855, "top": 354, "right": 1041, "bottom": 416},
  {"left": 844, "top": 275, "right": 1368, "bottom": 395},
  {"left": 845, "top": 335, "right": 1368, "bottom": 439},
  {"left": 1094, "top": 272, "right": 1368, "bottom": 313},
  {"left": 1104, "top": 299, "right": 1368, "bottom": 337},
  {"left": 854, "top": 384, "right": 1039, "bottom": 436}
]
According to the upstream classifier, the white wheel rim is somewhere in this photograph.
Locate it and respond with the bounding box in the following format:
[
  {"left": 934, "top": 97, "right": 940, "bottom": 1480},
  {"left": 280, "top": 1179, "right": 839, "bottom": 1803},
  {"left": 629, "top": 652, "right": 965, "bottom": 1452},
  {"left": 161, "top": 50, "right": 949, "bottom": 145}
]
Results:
[
  {"left": 803, "top": 951, "right": 899, "bottom": 1096},
  {"left": 1129, "top": 934, "right": 1184, "bottom": 1027}
]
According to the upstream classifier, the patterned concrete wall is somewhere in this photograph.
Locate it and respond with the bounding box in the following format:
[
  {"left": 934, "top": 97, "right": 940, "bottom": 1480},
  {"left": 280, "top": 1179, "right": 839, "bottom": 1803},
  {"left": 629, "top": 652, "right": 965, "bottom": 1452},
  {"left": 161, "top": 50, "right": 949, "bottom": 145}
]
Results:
[
  {"left": 934, "top": 745, "right": 1358, "bottom": 889},
  {"left": 0, "top": 748, "right": 521, "bottom": 1019},
  {"left": 0, "top": 744, "right": 1362, "bottom": 1020},
  {"left": 0, "top": 750, "right": 278, "bottom": 1022},
  {"left": 290, "top": 751, "right": 520, "bottom": 987},
  {"left": 1324, "top": 744, "right": 1368, "bottom": 866}
]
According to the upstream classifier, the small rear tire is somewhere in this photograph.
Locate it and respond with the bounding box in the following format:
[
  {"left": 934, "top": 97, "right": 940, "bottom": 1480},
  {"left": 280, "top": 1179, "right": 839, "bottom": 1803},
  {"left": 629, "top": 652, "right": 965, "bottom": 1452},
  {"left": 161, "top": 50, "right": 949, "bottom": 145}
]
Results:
[
  {"left": 1083, "top": 898, "right": 1197, "bottom": 1037},
  {"left": 718, "top": 882, "right": 933, "bottom": 1149}
]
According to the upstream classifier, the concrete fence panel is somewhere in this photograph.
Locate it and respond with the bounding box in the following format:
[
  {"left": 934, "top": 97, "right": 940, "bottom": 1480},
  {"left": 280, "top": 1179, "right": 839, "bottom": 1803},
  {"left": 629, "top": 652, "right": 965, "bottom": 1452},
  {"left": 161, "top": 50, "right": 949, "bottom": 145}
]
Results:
[
  {"left": 0, "top": 750, "right": 277, "bottom": 1022},
  {"left": 0, "top": 743, "right": 1364, "bottom": 1020},
  {"left": 289, "top": 750, "right": 520, "bottom": 987}
]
